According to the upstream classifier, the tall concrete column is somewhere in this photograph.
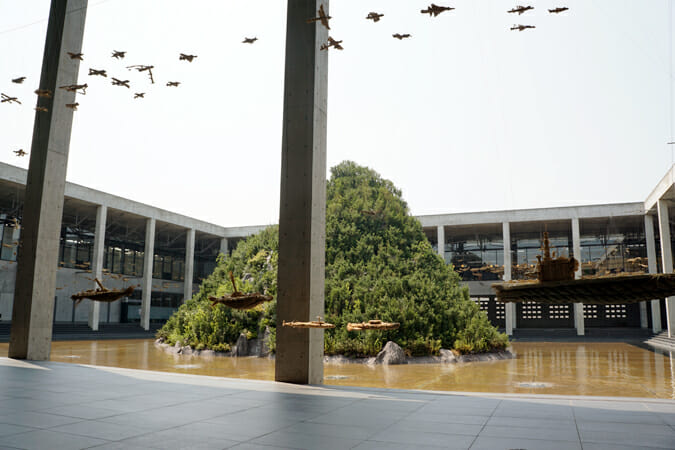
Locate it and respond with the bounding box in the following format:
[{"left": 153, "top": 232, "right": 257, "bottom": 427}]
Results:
[
  {"left": 503, "top": 222, "right": 514, "bottom": 335},
  {"left": 140, "top": 218, "right": 155, "bottom": 331},
  {"left": 9, "top": 0, "right": 88, "bottom": 360},
  {"left": 436, "top": 225, "right": 445, "bottom": 260},
  {"left": 645, "top": 214, "right": 662, "bottom": 333},
  {"left": 183, "top": 228, "right": 195, "bottom": 302},
  {"left": 275, "top": 0, "right": 328, "bottom": 385},
  {"left": 88, "top": 205, "right": 106, "bottom": 331},
  {"left": 657, "top": 200, "right": 675, "bottom": 337},
  {"left": 572, "top": 218, "right": 585, "bottom": 336},
  {"left": 219, "top": 238, "right": 228, "bottom": 259}
]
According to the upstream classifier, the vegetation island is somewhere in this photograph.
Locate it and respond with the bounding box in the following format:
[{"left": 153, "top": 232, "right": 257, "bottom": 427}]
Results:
[{"left": 157, "top": 161, "right": 508, "bottom": 357}]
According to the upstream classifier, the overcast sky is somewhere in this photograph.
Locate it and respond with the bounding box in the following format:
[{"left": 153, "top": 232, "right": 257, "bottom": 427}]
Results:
[{"left": 0, "top": 1, "right": 673, "bottom": 227}]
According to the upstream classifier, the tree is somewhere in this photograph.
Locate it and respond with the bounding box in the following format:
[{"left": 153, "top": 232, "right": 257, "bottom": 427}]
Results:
[{"left": 158, "top": 161, "right": 508, "bottom": 355}]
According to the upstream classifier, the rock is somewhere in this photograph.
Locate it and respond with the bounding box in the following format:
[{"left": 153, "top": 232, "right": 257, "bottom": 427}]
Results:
[
  {"left": 260, "top": 327, "right": 272, "bottom": 357},
  {"left": 232, "top": 332, "right": 249, "bottom": 357},
  {"left": 181, "top": 346, "right": 193, "bottom": 356},
  {"left": 242, "top": 273, "right": 254, "bottom": 283},
  {"left": 439, "top": 349, "right": 457, "bottom": 363},
  {"left": 374, "top": 341, "right": 407, "bottom": 365}
]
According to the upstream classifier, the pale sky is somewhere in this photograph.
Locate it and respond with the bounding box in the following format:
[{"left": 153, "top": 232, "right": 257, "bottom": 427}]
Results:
[{"left": 0, "top": 1, "right": 673, "bottom": 227}]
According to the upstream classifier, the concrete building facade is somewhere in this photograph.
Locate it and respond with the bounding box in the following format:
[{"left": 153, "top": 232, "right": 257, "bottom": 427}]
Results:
[
  {"left": 3, "top": 161, "right": 675, "bottom": 337},
  {"left": 0, "top": 162, "right": 265, "bottom": 330}
]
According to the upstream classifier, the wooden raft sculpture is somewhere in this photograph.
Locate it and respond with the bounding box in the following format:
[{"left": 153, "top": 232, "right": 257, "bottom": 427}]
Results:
[
  {"left": 71, "top": 278, "right": 134, "bottom": 306},
  {"left": 208, "top": 272, "right": 273, "bottom": 310},
  {"left": 282, "top": 316, "right": 335, "bottom": 329},
  {"left": 492, "top": 232, "right": 675, "bottom": 305},
  {"left": 347, "top": 319, "right": 400, "bottom": 331}
]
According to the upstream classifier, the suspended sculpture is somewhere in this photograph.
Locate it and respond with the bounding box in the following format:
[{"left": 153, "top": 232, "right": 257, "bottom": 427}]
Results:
[
  {"left": 208, "top": 271, "right": 273, "bottom": 310},
  {"left": 347, "top": 320, "right": 400, "bottom": 331},
  {"left": 71, "top": 278, "right": 134, "bottom": 306},
  {"left": 282, "top": 316, "right": 335, "bottom": 329}
]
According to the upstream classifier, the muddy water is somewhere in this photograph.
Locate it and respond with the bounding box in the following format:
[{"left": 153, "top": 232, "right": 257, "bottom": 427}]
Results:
[{"left": 1, "top": 341, "right": 673, "bottom": 398}]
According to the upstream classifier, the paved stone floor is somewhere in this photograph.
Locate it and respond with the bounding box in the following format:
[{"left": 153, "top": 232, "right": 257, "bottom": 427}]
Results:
[{"left": 0, "top": 357, "right": 674, "bottom": 449}]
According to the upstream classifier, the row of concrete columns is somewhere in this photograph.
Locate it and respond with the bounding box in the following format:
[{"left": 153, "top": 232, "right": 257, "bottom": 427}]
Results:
[
  {"left": 81, "top": 208, "right": 211, "bottom": 331},
  {"left": 436, "top": 209, "right": 675, "bottom": 337}
]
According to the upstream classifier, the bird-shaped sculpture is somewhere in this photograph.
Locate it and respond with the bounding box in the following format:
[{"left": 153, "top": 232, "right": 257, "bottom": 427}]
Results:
[
  {"left": 1, "top": 93, "right": 20, "bottom": 104},
  {"left": 59, "top": 83, "right": 88, "bottom": 94},
  {"left": 320, "top": 37, "right": 343, "bottom": 51},
  {"left": 242, "top": 37, "right": 258, "bottom": 44},
  {"left": 134, "top": 92, "right": 145, "bottom": 99},
  {"left": 392, "top": 33, "right": 411, "bottom": 40},
  {"left": 126, "top": 65, "right": 155, "bottom": 84},
  {"left": 88, "top": 68, "right": 107, "bottom": 77},
  {"left": 179, "top": 53, "right": 197, "bottom": 62},
  {"left": 111, "top": 50, "right": 126, "bottom": 59},
  {"left": 34, "top": 106, "right": 48, "bottom": 112},
  {"left": 307, "top": 4, "right": 331, "bottom": 29},
  {"left": 13, "top": 149, "right": 27, "bottom": 157},
  {"left": 11, "top": 77, "right": 26, "bottom": 84},
  {"left": 111, "top": 78, "right": 130, "bottom": 88},
  {"left": 34, "top": 89, "right": 52, "bottom": 98},
  {"left": 65, "top": 103, "right": 78, "bottom": 110},
  {"left": 366, "top": 12, "right": 384, "bottom": 22},
  {"left": 166, "top": 81, "right": 180, "bottom": 87},
  {"left": 508, "top": 5, "right": 534, "bottom": 15},
  {"left": 548, "top": 7, "right": 569, "bottom": 14},
  {"left": 420, "top": 4, "right": 454, "bottom": 17},
  {"left": 67, "top": 51, "right": 84, "bottom": 60},
  {"left": 511, "top": 24, "right": 535, "bottom": 31}
]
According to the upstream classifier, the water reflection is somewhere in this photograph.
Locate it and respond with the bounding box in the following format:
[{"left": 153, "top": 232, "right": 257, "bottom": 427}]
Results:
[{"left": 0, "top": 341, "right": 673, "bottom": 398}]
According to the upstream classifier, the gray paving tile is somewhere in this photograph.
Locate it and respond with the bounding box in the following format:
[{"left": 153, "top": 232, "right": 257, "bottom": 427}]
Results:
[
  {"left": 249, "top": 429, "right": 363, "bottom": 450},
  {"left": 0, "top": 411, "right": 82, "bottom": 429},
  {"left": 36, "top": 404, "right": 121, "bottom": 420},
  {"left": 580, "top": 429, "right": 675, "bottom": 449},
  {"left": 405, "top": 411, "right": 490, "bottom": 426},
  {"left": 577, "top": 420, "right": 675, "bottom": 436},
  {"left": 469, "top": 436, "right": 582, "bottom": 450},
  {"left": 98, "top": 410, "right": 189, "bottom": 430},
  {"left": 353, "top": 441, "right": 449, "bottom": 450},
  {"left": 391, "top": 419, "right": 482, "bottom": 436},
  {"left": 284, "top": 421, "right": 376, "bottom": 440},
  {"left": 368, "top": 428, "right": 475, "bottom": 448},
  {"left": 305, "top": 410, "right": 401, "bottom": 429},
  {"left": 573, "top": 409, "right": 666, "bottom": 425},
  {"left": 479, "top": 424, "right": 580, "bottom": 442},
  {"left": 50, "top": 420, "right": 153, "bottom": 441},
  {"left": 485, "top": 415, "right": 576, "bottom": 430},
  {"left": 228, "top": 443, "right": 299, "bottom": 450},
  {"left": 581, "top": 443, "right": 671, "bottom": 450},
  {"left": 0, "top": 429, "right": 108, "bottom": 450},
  {"left": 0, "top": 423, "right": 35, "bottom": 438}
]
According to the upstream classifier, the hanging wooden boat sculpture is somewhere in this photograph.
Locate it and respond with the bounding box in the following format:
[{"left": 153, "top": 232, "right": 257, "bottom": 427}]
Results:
[
  {"left": 208, "top": 271, "right": 273, "bottom": 310},
  {"left": 347, "top": 319, "right": 400, "bottom": 331},
  {"left": 71, "top": 278, "right": 134, "bottom": 306},
  {"left": 492, "top": 232, "right": 675, "bottom": 305},
  {"left": 282, "top": 316, "right": 335, "bottom": 329}
]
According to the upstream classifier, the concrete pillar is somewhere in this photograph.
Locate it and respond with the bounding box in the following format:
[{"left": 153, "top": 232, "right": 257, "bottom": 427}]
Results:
[
  {"left": 645, "top": 214, "right": 662, "bottom": 333},
  {"left": 657, "top": 200, "right": 675, "bottom": 337},
  {"left": 183, "top": 228, "right": 195, "bottom": 302},
  {"left": 503, "top": 222, "right": 514, "bottom": 335},
  {"left": 219, "top": 238, "right": 228, "bottom": 259},
  {"left": 436, "top": 225, "right": 445, "bottom": 260},
  {"left": 572, "top": 218, "right": 585, "bottom": 336},
  {"left": 275, "top": 0, "right": 328, "bottom": 385},
  {"left": 88, "top": 205, "right": 106, "bottom": 331},
  {"left": 140, "top": 218, "right": 155, "bottom": 331},
  {"left": 9, "top": 0, "right": 88, "bottom": 360}
]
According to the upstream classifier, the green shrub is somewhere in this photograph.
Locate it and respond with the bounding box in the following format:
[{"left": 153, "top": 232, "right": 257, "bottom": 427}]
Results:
[{"left": 157, "top": 161, "right": 508, "bottom": 356}]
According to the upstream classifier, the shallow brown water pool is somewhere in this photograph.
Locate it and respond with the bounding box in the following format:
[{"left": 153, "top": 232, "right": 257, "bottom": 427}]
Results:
[{"left": 1, "top": 340, "right": 673, "bottom": 398}]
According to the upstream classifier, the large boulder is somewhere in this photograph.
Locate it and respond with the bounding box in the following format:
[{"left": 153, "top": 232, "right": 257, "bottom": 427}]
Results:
[
  {"left": 231, "top": 332, "right": 249, "bottom": 356},
  {"left": 260, "top": 326, "right": 272, "bottom": 357},
  {"left": 374, "top": 341, "right": 407, "bottom": 365},
  {"left": 439, "top": 349, "right": 457, "bottom": 363}
]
